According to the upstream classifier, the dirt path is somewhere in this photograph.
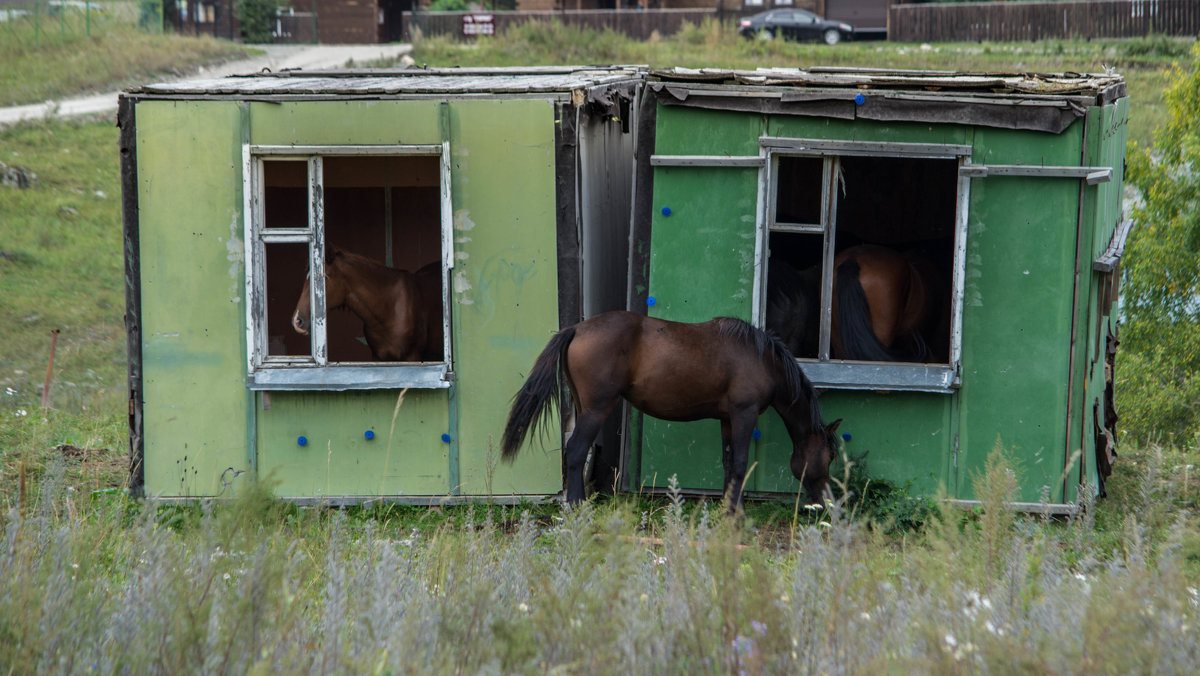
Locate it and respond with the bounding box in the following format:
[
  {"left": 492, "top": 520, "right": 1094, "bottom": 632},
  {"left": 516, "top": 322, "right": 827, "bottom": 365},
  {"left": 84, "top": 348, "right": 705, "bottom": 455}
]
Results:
[{"left": 0, "top": 43, "right": 413, "bottom": 128}]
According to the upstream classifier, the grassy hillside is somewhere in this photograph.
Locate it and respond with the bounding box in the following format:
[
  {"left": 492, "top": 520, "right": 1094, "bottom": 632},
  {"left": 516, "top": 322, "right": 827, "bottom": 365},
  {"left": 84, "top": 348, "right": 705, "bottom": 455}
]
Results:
[{"left": 0, "top": 11, "right": 249, "bottom": 106}]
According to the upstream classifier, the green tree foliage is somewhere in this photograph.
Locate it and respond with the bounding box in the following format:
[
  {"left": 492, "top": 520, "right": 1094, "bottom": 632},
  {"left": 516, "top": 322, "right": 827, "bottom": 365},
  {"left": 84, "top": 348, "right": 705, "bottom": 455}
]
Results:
[
  {"left": 234, "top": 0, "right": 281, "bottom": 44},
  {"left": 1120, "top": 42, "right": 1200, "bottom": 443}
]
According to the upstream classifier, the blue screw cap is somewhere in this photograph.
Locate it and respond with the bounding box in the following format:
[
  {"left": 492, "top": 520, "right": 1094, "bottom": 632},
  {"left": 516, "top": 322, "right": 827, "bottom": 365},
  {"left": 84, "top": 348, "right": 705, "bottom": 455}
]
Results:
[
  {"left": 842, "top": 433, "right": 852, "bottom": 441},
  {"left": 297, "top": 436, "right": 308, "bottom": 447},
  {"left": 441, "top": 433, "right": 452, "bottom": 443},
  {"left": 647, "top": 296, "right": 657, "bottom": 307},
  {"left": 854, "top": 94, "right": 865, "bottom": 105},
  {"left": 752, "top": 429, "right": 762, "bottom": 440},
  {"left": 661, "top": 206, "right": 672, "bottom": 216},
  {"left": 364, "top": 430, "right": 375, "bottom": 440}
]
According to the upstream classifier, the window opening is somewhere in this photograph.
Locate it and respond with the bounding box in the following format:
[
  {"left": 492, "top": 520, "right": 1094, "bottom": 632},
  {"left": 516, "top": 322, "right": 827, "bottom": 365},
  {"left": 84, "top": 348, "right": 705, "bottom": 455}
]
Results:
[
  {"left": 765, "top": 151, "right": 960, "bottom": 373},
  {"left": 251, "top": 149, "right": 450, "bottom": 388}
]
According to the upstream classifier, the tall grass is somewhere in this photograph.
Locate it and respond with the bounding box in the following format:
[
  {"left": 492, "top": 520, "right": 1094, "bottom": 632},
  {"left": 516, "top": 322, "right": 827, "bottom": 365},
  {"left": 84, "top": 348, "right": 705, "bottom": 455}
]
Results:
[{"left": 1, "top": 456, "right": 1197, "bottom": 673}]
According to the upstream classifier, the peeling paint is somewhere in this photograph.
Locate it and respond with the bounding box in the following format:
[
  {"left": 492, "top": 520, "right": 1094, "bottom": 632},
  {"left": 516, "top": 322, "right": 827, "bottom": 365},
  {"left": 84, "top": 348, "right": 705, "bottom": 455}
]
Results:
[
  {"left": 454, "top": 209, "right": 476, "bottom": 232},
  {"left": 454, "top": 271, "right": 473, "bottom": 292},
  {"left": 227, "top": 212, "right": 245, "bottom": 296}
]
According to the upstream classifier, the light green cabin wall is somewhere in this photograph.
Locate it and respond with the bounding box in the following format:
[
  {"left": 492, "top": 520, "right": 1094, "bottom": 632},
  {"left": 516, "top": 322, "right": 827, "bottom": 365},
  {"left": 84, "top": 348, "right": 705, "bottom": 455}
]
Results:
[
  {"left": 136, "top": 101, "right": 253, "bottom": 497},
  {"left": 137, "top": 98, "right": 562, "bottom": 499},
  {"left": 638, "top": 102, "right": 1115, "bottom": 503},
  {"left": 447, "top": 100, "right": 563, "bottom": 496}
]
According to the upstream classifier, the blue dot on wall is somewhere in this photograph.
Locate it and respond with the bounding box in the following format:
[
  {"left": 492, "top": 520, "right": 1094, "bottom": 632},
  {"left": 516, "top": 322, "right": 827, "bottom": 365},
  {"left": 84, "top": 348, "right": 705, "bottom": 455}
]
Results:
[
  {"left": 647, "top": 296, "right": 657, "bottom": 307},
  {"left": 661, "top": 206, "right": 672, "bottom": 216},
  {"left": 441, "top": 433, "right": 452, "bottom": 443},
  {"left": 752, "top": 429, "right": 762, "bottom": 440},
  {"left": 364, "top": 430, "right": 375, "bottom": 440},
  {"left": 854, "top": 94, "right": 865, "bottom": 105},
  {"left": 297, "top": 436, "right": 308, "bottom": 446},
  {"left": 842, "top": 433, "right": 852, "bottom": 441}
]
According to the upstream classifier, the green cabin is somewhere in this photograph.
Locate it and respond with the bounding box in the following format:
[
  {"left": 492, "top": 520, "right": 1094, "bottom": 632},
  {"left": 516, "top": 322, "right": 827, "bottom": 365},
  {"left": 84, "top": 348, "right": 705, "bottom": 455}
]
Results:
[
  {"left": 119, "top": 67, "right": 641, "bottom": 503},
  {"left": 623, "top": 68, "right": 1129, "bottom": 511}
]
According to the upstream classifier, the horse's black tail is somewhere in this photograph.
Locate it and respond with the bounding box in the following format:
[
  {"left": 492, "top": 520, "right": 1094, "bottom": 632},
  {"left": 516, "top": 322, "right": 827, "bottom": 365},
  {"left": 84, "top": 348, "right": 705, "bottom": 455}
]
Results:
[
  {"left": 836, "top": 258, "right": 899, "bottom": 362},
  {"left": 501, "top": 327, "right": 576, "bottom": 463}
]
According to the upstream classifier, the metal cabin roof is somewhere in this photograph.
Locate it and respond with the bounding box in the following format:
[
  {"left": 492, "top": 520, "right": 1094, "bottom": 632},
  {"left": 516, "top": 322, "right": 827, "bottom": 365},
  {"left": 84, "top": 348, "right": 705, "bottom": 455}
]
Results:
[
  {"left": 646, "top": 66, "right": 1127, "bottom": 134},
  {"left": 125, "top": 65, "right": 647, "bottom": 100}
]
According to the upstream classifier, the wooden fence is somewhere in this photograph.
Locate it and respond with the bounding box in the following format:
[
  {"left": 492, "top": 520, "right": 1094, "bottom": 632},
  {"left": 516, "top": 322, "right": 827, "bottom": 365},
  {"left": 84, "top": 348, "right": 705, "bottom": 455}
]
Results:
[
  {"left": 890, "top": 0, "right": 1200, "bottom": 43},
  {"left": 402, "top": 9, "right": 735, "bottom": 42}
]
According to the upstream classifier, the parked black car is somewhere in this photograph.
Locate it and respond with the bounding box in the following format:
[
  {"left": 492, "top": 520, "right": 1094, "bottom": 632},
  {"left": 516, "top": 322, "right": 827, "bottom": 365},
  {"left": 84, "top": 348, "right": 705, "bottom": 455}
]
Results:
[{"left": 738, "top": 9, "right": 855, "bottom": 45}]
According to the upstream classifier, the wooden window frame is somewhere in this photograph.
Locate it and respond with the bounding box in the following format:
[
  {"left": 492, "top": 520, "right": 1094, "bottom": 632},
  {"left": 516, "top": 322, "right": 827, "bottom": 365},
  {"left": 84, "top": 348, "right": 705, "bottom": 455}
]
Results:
[
  {"left": 242, "top": 144, "right": 454, "bottom": 391},
  {"left": 755, "top": 138, "right": 973, "bottom": 393}
]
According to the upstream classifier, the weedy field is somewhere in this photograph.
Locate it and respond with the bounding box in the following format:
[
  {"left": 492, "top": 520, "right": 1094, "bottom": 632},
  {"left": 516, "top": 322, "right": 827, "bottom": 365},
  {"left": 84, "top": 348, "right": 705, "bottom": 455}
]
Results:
[{"left": 1, "top": 21, "right": 1199, "bottom": 673}]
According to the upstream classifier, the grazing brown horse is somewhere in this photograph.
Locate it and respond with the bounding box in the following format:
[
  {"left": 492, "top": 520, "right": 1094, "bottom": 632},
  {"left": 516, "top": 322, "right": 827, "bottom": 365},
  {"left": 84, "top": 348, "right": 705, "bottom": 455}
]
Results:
[
  {"left": 833, "top": 244, "right": 948, "bottom": 363},
  {"left": 292, "top": 248, "right": 443, "bottom": 362},
  {"left": 501, "top": 311, "right": 841, "bottom": 510}
]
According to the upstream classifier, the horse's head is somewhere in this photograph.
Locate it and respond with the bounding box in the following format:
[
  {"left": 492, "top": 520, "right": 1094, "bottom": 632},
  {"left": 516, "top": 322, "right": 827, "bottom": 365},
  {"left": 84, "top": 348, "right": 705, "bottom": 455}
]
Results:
[
  {"left": 789, "top": 418, "right": 842, "bottom": 505},
  {"left": 291, "top": 250, "right": 349, "bottom": 335}
]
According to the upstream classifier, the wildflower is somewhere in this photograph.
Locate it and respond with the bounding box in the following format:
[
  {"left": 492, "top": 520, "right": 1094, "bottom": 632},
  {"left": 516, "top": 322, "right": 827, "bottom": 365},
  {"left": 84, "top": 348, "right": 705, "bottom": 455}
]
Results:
[
  {"left": 751, "top": 620, "right": 767, "bottom": 636},
  {"left": 639, "top": 593, "right": 649, "bottom": 603},
  {"left": 779, "top": 593, "right": 790, "bottom": 603},
  {"left": 803, "top": 503, "right": 823, "bottom": 511},
  {"left": 4, "top": 387, "right": 15, "bottom": 396},
  {"left": 517, "top": 603, "right": 530, "bottom": 613},
  {"left": 223, "top": 573, "right": 231, "bottom": 581},
  {"left": 15, "top": 409, "right": 27, "bottom": 417},
  {"left": 859, "top": 612, "right": 871, "bottom": 622},
  {"left": 653, "top": 556, "right": 668, "bottom": 566}
]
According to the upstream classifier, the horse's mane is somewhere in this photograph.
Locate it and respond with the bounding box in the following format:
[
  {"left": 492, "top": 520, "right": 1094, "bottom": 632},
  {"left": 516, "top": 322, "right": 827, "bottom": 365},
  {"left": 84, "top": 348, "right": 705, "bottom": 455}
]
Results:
[{"left": 713, "top": 317, "right": 824, "bottom": 430}]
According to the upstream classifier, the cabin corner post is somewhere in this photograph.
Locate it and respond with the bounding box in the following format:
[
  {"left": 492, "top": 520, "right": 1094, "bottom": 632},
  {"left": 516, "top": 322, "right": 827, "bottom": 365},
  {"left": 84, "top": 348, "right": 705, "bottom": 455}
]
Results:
[
  {"left": 1064, "top": 107, "right": 1098, "bottom": 503},
  {"left": 118, "top": 94, "right": 145, "bottom": 498},
  {"left": 620, "top": 86, "right": 660, "bottom": 494},
  {"left": 554, "top": 100, "right": 582, "bottom": 331}
]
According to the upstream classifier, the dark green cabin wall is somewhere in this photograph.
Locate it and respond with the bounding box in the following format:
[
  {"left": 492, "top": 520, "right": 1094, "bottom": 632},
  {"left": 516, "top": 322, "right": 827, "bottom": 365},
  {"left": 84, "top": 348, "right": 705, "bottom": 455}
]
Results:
[
  {"left": 639, "top": 102, "right": 1111, "bottom": 503},
  {"left": 957, "top": 124, "right": 1082, "bottom": 502}
]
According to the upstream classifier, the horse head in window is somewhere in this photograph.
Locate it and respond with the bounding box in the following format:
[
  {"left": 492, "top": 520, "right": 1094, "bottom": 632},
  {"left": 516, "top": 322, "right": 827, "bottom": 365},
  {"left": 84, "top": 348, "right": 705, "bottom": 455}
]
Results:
[{"left": 292, "top": 248, "right": 442, "bottom": 362}]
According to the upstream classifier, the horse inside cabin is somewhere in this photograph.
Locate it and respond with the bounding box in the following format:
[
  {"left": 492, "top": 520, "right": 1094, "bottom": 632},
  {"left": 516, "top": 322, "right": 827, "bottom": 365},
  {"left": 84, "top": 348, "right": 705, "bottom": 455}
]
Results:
[{"left": 291, "top": 248, "right": 443, "bottom": 362}]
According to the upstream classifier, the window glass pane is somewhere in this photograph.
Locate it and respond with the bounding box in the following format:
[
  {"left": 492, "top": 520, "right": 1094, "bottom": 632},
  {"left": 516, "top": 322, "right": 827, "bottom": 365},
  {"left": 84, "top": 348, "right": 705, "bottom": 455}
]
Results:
[
  {"left": 766, "top": 231, "right": 823, "bottom": 359},
  {"left": 262, "top": 160, "right": 307, "bottom": 229},
  {"left": 774, "top": 155, "right": 823, "bottom": 225},
  {"left": 265, "top": 242, "right": 312, "bottom": 358}
]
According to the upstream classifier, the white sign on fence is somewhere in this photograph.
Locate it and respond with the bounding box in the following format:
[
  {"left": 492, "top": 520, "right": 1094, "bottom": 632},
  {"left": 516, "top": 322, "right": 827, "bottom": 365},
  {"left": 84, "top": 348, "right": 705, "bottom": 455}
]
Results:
[{"left": 462, "top": 14, "right": 495, "bottom": 37}]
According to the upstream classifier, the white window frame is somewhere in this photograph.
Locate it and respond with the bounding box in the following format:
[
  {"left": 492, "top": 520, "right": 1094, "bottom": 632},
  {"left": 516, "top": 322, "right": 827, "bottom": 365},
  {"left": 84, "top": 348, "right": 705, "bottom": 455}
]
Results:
[
  {"left": 242, "top": 144, "right": 454, "bottom": 391},
  {"left": 754, "top": 138, "right": 972, "bottom": 393}
]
